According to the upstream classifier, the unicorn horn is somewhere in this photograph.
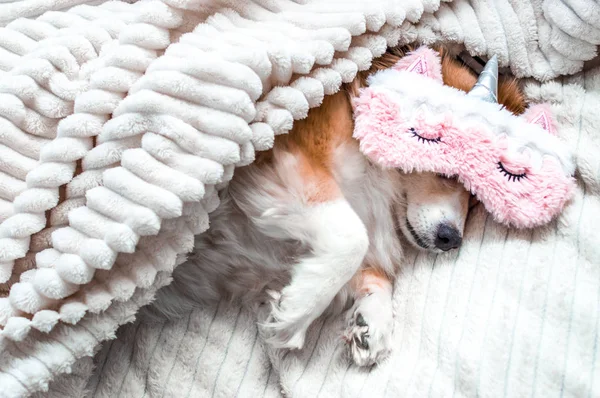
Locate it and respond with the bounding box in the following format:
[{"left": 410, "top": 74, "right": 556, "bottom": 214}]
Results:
[{"left": 467, "top": 55, "right": 498, "bottom": 103}]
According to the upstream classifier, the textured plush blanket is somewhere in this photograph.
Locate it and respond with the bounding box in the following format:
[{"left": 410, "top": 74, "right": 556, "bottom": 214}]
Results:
[
  {"left": 62, "top": 66, "right": 600, "bottom": 398},
  {"left": 0, "top": 0, "right": 599, "bottom": 397}
]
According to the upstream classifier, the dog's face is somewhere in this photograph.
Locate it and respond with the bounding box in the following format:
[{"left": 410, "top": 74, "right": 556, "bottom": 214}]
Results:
[{"left": 396, "top": 172, "right": 470, "bottom": 253}]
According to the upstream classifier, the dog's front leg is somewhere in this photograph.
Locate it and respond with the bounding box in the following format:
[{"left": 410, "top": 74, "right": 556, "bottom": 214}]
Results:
[
  {"left": 344, "top": 267, "right": 394, "bottom": 366},
  {"left": 261, "top": 199, "right": 369, "bottom": 350}
]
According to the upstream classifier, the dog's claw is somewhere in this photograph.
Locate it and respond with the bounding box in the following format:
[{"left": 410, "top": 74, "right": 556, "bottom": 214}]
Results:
[
  {"left": 356, "top": 313, "right": 367, "bottom": 327},
  {"left": 343, "top": 298, "right": 393, "bottom": 367},
  {"left": 354, "top": 332, "right": 369, "bottom": 350}
]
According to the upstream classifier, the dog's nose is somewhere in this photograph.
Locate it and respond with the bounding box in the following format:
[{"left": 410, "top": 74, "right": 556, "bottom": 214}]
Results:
[{"left": 435, "top": 224, "right": 462, "bottom": 251}]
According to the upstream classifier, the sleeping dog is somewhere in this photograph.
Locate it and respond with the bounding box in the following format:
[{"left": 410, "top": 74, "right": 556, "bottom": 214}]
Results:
[{"left": 150, "top": 47, "right": 526, "bottom": 366}]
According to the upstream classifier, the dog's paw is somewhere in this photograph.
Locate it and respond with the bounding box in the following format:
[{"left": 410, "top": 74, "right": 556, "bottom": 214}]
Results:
[
  {"left": 343, "top": 294, "right": 393, "bottom": 367},
  {"left": 258, "top": 290, "right": 309, "bottom": 350}
]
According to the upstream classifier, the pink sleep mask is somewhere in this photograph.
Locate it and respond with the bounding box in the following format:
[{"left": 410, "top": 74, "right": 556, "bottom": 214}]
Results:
[{"left": 352, "top": 46, "right": 576, "bottom": 228}]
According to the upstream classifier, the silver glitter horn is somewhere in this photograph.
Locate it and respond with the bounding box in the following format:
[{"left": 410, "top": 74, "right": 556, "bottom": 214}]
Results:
[{"left": 467, "top": 54, "right": 498, "bottom": 103}]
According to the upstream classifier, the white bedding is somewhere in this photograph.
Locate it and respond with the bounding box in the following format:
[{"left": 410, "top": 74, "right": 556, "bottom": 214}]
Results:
[
  {"left": 56, "top": 58, "right": 600, "bottom": 398},
  {"left": 1, "top": 0, "right": 599, "bottom": 396}
]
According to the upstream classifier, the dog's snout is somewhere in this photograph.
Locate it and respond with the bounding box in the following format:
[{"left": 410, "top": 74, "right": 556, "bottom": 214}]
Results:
[{"left": 435, "top": 224, "right": 462, "bottom": 251}]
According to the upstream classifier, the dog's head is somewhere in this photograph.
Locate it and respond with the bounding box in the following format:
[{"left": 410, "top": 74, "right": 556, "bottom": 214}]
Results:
[
  {"left": 353, "top": 46, "right": 575, "bottom": 229},
  {"left": 395, "top": 171, "right": 470, "bottom": 253},
  {"left": 353, "top": 46, "right": 529, "bottom": 253}
]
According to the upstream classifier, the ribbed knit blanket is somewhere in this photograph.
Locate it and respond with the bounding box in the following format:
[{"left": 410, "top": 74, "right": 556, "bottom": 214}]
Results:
[
  {"left": 0, "top": 0, "right": 599, "bottom": 397},
  {"left": 64, "top": 67, "right": 600, "bottom": 398}
]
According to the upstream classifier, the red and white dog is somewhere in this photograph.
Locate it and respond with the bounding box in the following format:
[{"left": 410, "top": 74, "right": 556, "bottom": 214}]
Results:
[{"left": 150, "top": 47, "right": 526, "bottom": 366}]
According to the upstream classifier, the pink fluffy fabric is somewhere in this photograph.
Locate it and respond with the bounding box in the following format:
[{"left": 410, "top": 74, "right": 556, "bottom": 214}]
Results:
[{"left": 352, "top": 47, "right": 576, "bottom": 229}]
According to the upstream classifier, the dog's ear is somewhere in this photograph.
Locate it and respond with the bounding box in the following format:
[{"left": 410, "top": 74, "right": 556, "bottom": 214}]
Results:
[
  {"left": 522, "top": 103, "right": 558, "bottom": 136},
  {"left": 391, "top": 46, "right": 443, "bottom": 83}
]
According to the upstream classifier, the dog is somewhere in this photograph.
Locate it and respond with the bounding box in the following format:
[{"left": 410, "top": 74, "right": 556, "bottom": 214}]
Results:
[{"left": 149, "top": 46, "right": 526, "bottom": 367}]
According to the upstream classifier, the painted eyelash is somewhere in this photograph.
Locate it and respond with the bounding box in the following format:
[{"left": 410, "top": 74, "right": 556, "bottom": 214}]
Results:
[
  {"left": 497, "top": 162, "right": 527, "bottom": 182},
  {"left": 408, "top": 127, "right": 441, "bottom": 144}
]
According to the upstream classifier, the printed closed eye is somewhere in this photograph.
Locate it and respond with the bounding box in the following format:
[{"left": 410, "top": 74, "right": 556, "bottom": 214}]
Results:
[
  {"left": 497, "top": 162, "right": 527, "bottom": 182},
  {"left": 407, "top": 127, "right": 441, "bottom": 144}
]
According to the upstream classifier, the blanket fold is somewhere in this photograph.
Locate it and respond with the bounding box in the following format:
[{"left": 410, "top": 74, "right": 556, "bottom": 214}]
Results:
[
  {"left": 0, "top": 1, "right": 420, "bottom": 396},
  {"left": 0, "top": 0, "right": 599, "bottom": 397}
]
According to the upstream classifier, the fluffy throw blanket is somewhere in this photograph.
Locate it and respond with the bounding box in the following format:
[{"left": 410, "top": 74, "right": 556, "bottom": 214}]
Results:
[
  {"left": 57, "top": 67, "right": 600, "bottom": 398},
  {"left": 0, "top": 0, "right": 599, "bottom": 397}
]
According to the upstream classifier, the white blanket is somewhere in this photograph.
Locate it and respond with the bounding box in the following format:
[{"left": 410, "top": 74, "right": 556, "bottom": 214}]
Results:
[
  {"left": 0, "top": 0, "right": 113, "bottom": 27},
  {"left": 65, "top": 65, "right": 600, "bottom": 398},
  {"left": 1, "top": 0, "right": 600, "bottom": 397}
]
